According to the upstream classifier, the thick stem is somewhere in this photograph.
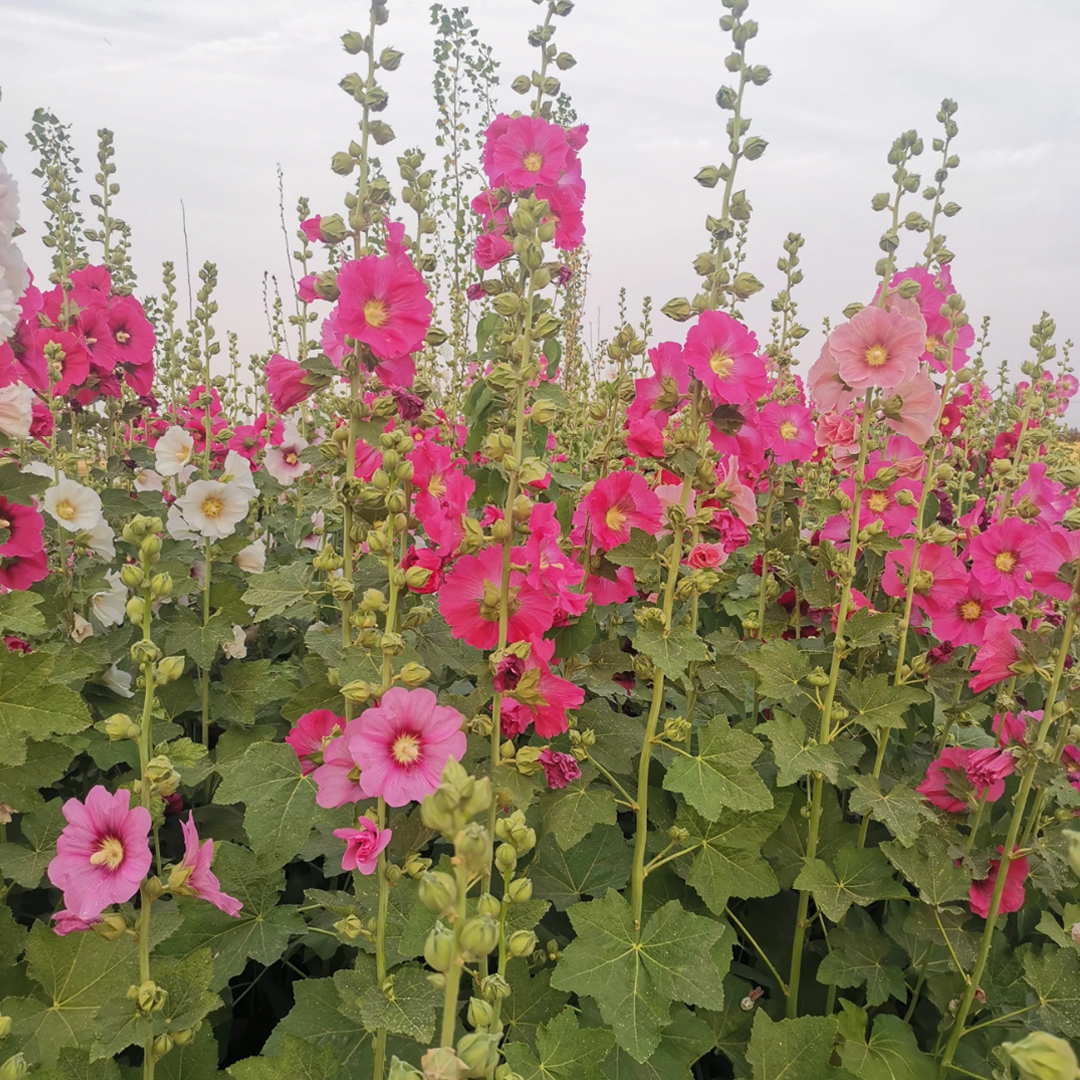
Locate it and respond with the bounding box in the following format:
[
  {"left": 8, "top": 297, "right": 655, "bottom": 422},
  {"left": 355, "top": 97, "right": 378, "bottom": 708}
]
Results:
[
  {"left": 372, "top": 795, "right": 389, "bottom": 1080},
  {"left": 440, "top": 861, "right": 469, "bottom": 1048}
]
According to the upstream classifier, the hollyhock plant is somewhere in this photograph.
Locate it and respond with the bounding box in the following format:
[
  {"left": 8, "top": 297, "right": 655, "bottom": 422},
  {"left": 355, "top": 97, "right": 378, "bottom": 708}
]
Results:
[
  {"left": 827, "top": 304, "right": 926, "bottom": 390},
  {"left": 969, "top": 847, "right": 1028, "bottom": 918},
  {"left": 312, "top": 720, "right": 367, "bottom": 808},
  {"left": 334, "top": 815, "right": 392, "bottom": 875},
  {"left": 175, "top": 815, "right": 242, "bottom": 916},
  {"left": 348, "top": 687, "right": 466, "bottom": 807},
  {"left": 538, "top": 748, "right": 582, "bottom": 790},
  {"left": 684, "top": 309, "right": 768, "bottom": 406},
  {"left": 47, "top": 786, "right": 152, "bottom": 922},
  {"left": 917, "top": 746, "right": 1015, "bottom": 813},
  {"left": 286, "top": 709, "right": 346, "bottom": 776},
  {"left": 501, "top": 637, "right": 586, "bottom": 738},
  {"left": 929, "top": 579, "right": 994, "bottom": 647},
  {"left": 759, "top": 401, "right": 816, "bottom": 464},
  {"left": 580, "top": 470, "right": 663, "bottom": 550}
]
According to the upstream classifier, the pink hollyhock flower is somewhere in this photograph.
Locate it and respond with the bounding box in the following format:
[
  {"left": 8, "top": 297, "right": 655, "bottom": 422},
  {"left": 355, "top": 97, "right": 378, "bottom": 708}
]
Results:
[
  {"left": 538, "top": 748, "right": 582, "bottom": 790},
  {"left": 917, "top": 746, "right": 1013, "bottom": 813},
  {"left": 969, "top": 613, "right": 1024, "bottom": 693},
  {"left": 521, "top": 502, "right": 586, "bottom": 619},
  {"left": 334, "top": 815, "right": 392, "bottom": 875},
  {"left": 1030, "top": 525, "right": 1080, "bottom": 601},
  {"left": 628, "top": 341, "right": 690, "bottom": 426},
  {"left": 375, "top": 353, "right": 416, "bottom": 389},
  {"left": 708, "top": 407, "right": 768, "bottom": 476},
  {"left": 626, "top": 417, "right": 665, "bottom": 458},
  {"left": 0, "top": 494, "right": 48, "bottom": 592},
  {"left": 1016, "top": 463, "right": 1073, "bottom": 525},
  {"left": 47, "top": 786, "right": 152, "bottom": 921},
  {"left": 881, "top": 540, "right": 967, "bottom": 616},
  {"left": 502, "top": 637, "right": 585, "bottom": 738},
  {"left": 439, "top": 544, "right": 555, "bottom": 649},
  {"left": 491, "top": 116, "right": 570, "bottom": 191},
  {"left": 336, "top": 241, "right": 432, "bottom": 360},
  {"left": 993, "top": 710, "right": 1037, "bottom": 747},
  {"left": 51, "top": 910, "right": 99, "bottom": 936},
  {"left": 67, "top": 264, "right": 112, "bottom": 309},
  {"left": 286, "top": 709, "right": 346, "bottom": 776},
  {"left": 760, "top": 402, "right": 816, "bottom": 464},
  {"left": 684, "top": 310, "right": 768, "bottom": 407},
  {"left": 300, "top": 216, "right": 322, "bottom": 244},
  {"left": 714, "top": 455, "right": 759, "bottom": 526},
  {"left": 808, "top": 341, "right": 857, "bottom": 413},
  {"left": 714, "top": 509, "right": 750, "bottom": 552},
  {"left": 265, "top": 422, "right": 310, "bottom": 485},
  {"left": 969, "top": 847, "right": 1028, "bottom": 919},
  {"left": 883, "top": 371, "right": 941, "bottom": 445},
  {"left": 535, "top": 176, "right": 586, "bottom": 250},
  {"left": 33, "top": 327, "right": 91, "bottom": 396},
  {"left": 888, "top": 265, "right": 976, "bottom": 372},
  {"left": 100, "top": 295, "right": 156, "bottom": 391},
  {"left": 586, "top": 564, "right": 637, "bottom": 606},
  {"left": 687, "top": 542, "right": 727, "bottom": 570},
  {"left": 177, "top": 815, "right": 242, "bottom": 916},
  {"left": 815, "top": 410, "right": 860, "bottom": 456},
  {"left": 1063, "top": 746, "right": 1080, "bottom": 793},
  {"left": 313, "top": 721, "right": 368, "bottom": 809},
  {"left": 928, "top": 579, "right": 993, "bottom": 647},
  {"left": 965, "top": 518, "right": 1046, "bottom": 605},
  {"left": 828, "top": 305, "right": 926, "bottom": 391},
  {"left": 580, "top": 470, "right": 663, "bottom": 550},
  {"left": 266, "top": 354, "right": 314, "bottom": 412},
  {"left": 349, "top": 687, "right": 466, "bottom": 806},
  {"left": 402, "top": 546, "right": 443, "bottom": 594},
  {"left": 474, "top": 231, "right": 513, "bottom": 270}
]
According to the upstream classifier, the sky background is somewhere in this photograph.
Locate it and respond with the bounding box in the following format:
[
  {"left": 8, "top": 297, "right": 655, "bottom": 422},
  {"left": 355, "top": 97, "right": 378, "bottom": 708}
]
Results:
[{"left": 2, "top": 0, "right": 1078, "bottom": 409}]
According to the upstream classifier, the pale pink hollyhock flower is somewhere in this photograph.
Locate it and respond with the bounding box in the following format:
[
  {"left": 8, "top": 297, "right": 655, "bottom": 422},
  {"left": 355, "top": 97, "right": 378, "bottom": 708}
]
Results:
[
  {"left": 883, "top": 370, "right": 941, "bottom": 445},
  {"left": 234, "top": 538, "right": 266, "bottom": 574},
  {"left": 299, "top": 510, "right": 324, "bottom": 550},
  {"left": 969, "top": 613, "right": 1023, "bottom": 694},
  {"left": 917, "top": 746, "right": 1014, "bottom": 813},
  {"left": 286, "top": 709, "right": 346, "bottom": 776},
  {"left": 970, "top": 847, "right": 1028, "bottom": 919},
  {"left": 538, "top": 749, "right": 581, "bottom": 791},
  {"left": 348, "top": 687, "right": 467, "bottom": 807},
  {"left": 491, "top": 115, "right": 570, "bottom": 191},
  {"left": 808, "top": 341, "right": 857, "bottom": 413},
  {"left": 715, "top": 455, "right": 758, "bottom": 526},
  {"left": 177, "top": 479, "right": 249, "bottom": 540},
  {"left": 760, "top": 402, "right": 816, "bottom": 464},
  {"left": 687, "top": 542, "right": 727, "bottom": 570},
  {"left": 133, "top": 467, "right": 163, "bottom": 493},
  {"left": 965, "top": 518, "right": 1046, "bottom": 605},
  {"left": 154, "top": 425, "right": 195, "bottom": 476},
  {"left": 828, "top": 305, "right": 926, "bottom": 391},
  {"left": 176, "top": 815, "right": 242, "bottom": 916},
  {"left": 333, "top": 815, "right": 392, "bottom": 875},
  {"left": 815, "top": 409, "right": 858, "bottom": 450},
  {"left": 44, "top": 477, "right": 103, "bottom": 533},
  {"left": 580, "top": 470, "right": 663, "bottom": 549},
  {"left": 0, "top": 380, "right": 33, "bottom": 439},
  {"left": 265, "top": 422, "right": 310, "bottom": 485},
  {"left": 684, "top": 310, "right": 768, "bottom": 407},
  {"left": 48, "top": 786, "right": 152, "bottom": 921},
  {"left": 313, "top": 720, "right": 367, "bottom": 808},
  {"left": 51, "top": 910, "right": 99, "bottom": 935}
]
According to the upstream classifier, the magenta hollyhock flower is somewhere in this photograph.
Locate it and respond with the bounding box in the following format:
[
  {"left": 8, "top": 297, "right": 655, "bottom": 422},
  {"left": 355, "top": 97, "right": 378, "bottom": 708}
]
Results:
[
  {"left": 626, "top": 417, "right": 665, "bottom": 459},
  {"left": 47, "top": 786, "right": 153, "bottom": 922},
  {"left": 586, "top": 565, "right": 637, "bottom": 606},
  {"left": 286, "top": 709, "right": 346, "bottom": 776},
  {"left": 474, "top": 231, "right": 513, "bottom": 270},
  {"left": 993, "top": 710, "right": 1037, "bottom": 747},
  {"left": 1015, "top": 463, "right": 1072, "bottom": 524},
  {"left": 1029, "top": 524, "right": 1080, "bottom": 602},
  {"left": 51, "top": 910, "right": 99, "bottom": 936},
  {"left": 969, "top": 613, "right": 1023, "bottom": 693},
  {"left": 491, "top": 115, "right": 570, "bottom": 191},
  {"left": 888, "top": 265, "right": 975, "bottom": 372},
  {"left": 300, "top": 216, "right": 322, "bottom": 244},
  {"left": 348, "top": 687, "right": 466, "bottom": 807},
  {"left": 965, "top": 518, "right": 1046, "bottom": 605},
  {"left": 928, "top": 579, "right": 993, "bottom": 647},
  {"left": 177, "top": 815, "right": 242, "bottom": 916},
  {"left": 32, "top": 327, "right": 91, "bottom": 396},
  {"left": 969, "top": 847, "right": 1028, "bottom": 919},
  {"left": 501, "top": 637, "right": 585, "bottom": 739},
  {"left": 535, "top": 176, "right": 586, "bottom": 251},
  {"left": 313, "top": 720, "right": 368, "bottom": 809},
  {"left": 522, "top": 502, "right": 586, "bottom": 617},
  {"left": 439, "top": 544, "right": 555, "bottom": 650},
  {"left": 0, "top": 494, "right": 48, "bottom": 592},
  {"left": 917, "top": 746, "right": 1014, "bottom": 813},
  {"left": 881, "top": 540, "right": 967, "bottom": 615},
  {"left": 334, "top": 815, "right": 392, "bottom": 874},
  {"left": 99, "top": 295, "right": 156, "bottom": 389},
  {"left": 266, "top": 354, "right": 314, "bottom": 412},
  {"left": 336, "top": 243, "right": 432, "bottom": 360},
  {"left": 714, "top": 509, "right": 750, "bottom": 553},
  {"left": 1063, "top": 746, "right": 1080, "bottom": 793},
  {"left": 628, "top": 341, "right": 690, "bottom": 426},
  {"left": 538, "top": 748, "right": 582, "bottom": 790},
  {"left": 759, "top": 402, "right": 816, "bottom": 464},
  {"left": 684, "top": 310, "right": 768, "bottom": 407},
  {"left": 581, "top": 470, "right": 663, "bottom": 550},
  {"left": 828, "top": 305, "right": 926, "bottom": 391}
]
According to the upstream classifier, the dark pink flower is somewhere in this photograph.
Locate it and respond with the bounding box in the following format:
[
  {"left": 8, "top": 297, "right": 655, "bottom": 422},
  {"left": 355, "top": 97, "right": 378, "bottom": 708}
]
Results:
[
  {"left": 760, "top": 402, "right": 816, "bottom": 464},
  {"left": 313, "top": 721, "right": 368, "bottom": 809},
  {"left": 538, "top": 748, "right": 581, "bottom": 790},
  {"left": 501, "top": 637, "right": 585, "bottom": 739},
  {"left": 628, "top": 341, "right": 690, "bottom": 426},
  {"left": 490, "top": 116, "right": 570, "bottom": 191},
  {"left": 580, "top": 470, "right": 663, "bottom": 550},
  {"left": 965, "top": 518, "right": 1047, "bottom": 605},
  {"left": 286, "top": 709, "right": 346, "bottom": 776},
  {"left": 684, "top": 310, "right": 767, "bottom": 407},
  {"left": 969, "top": 847, "right": 1028, "bottom": 918},
  {"left": 0, "top": 494, "right": 48, "bottom": 592},
  {"left": 993, "top": 710, "right": 1037, "bottom": 747},
  {"left": 917, "top": 746, "right": 1014, "bottom": 813},
  {"left": 929, "top": 579, "right": 993, "bottom": 647},
  {"left": 266, "top": 354, "right": 314, "bottom": 412},
  {"left": 626, "top": 417, "right": 665, "bottom": 458},
  {"left": 177, "top": 815, "right": 242, "bottom": 916},
  {"left": 474, "top": 231, "right": 513, "bottom": 270},
  {"left": 334, "top": 815, "right": 392, "bottom": 875},
  {"left": 969, "top": 614, "right": 1024, "bottom": 694}
]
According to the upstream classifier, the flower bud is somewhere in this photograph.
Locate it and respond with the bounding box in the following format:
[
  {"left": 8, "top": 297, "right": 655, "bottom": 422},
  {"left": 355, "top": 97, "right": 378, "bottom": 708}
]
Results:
[
  {"left": 479, "top": 973, "right": 512, "bottom": 1003},
  {"left": 507, "top": 930, "right": 538, "bottom": 958},
  {"left": 150, "top": 572, "right": 173, "bottom": 599},
  {"left": 455, "top": 822, "right": 490, "bottom": 876},
  {"left": 459, "top": 915, "right": 499, "bottom": 960},
  {"left": 476, "top": 892, "right": 501, "bottom": 919},
  {"left": 126, "top": 597, "right": 146, "bottom": 624},
  {"left": 0, "top": 1016, "right": 11, "bottom": 1042},
  {"left": 495, "top": 843, "right": 518, "bottom": 876},
  {"left": 419, "top": 871, "right": 457, "bottom": 914},
  {"left": 120, "top": 564, "right": 144, "bottom": 589},
  {"left": 661, "top": 296, "right": 693, "bottom": 322},
  {"left": 424, "top": 922, "right": 456, "bottom": 973},
  {"left": 379, "top": 47, "right": 403, "bottom": 70},
  {"left": 456, "top": 1032, "right": 500, "bottom": 1078},
  {"left": 0, "top": 1054, "right": 27, "bottom": 1080},
  {"left": 335, "top": 914, "right": 364, "bottom": 940},
  {"left": 398, "top": 662, "right": 432, "bottom": 689},
  {"left": 507, "top": 877, "right": 533, "bottom": 903},
  {"left": 152, "top": 1034, "right": 174, "bottom": 1061},
  {"left": 157, "top": 656, "right": 185, "bottom": 683},
  {"left": 530, "top": 398, "right": 557, "bottom": 426},
  {"left": 103, "top": 712, "right": 140, "bottom": 741},
  {"left": 341, "top": 30, "right": 365, "bottom": 54},
  {"left": 1001, "top": 1031, "right": 1080, "bottom": 1080},
  {"left": 467, "top": 997, "right": 495, "bottom": 1031}
]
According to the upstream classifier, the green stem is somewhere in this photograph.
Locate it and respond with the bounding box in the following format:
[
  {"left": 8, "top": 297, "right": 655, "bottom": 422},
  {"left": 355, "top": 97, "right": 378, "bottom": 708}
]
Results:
[
  {"left": 725, "top": 907, "right": 788, "bottom": 996},
  {"left": 372, "top": 795, "right": 389, "bottom": 1080},
  {"left": 440, "top": 861, "right": 469, "bottom": 1048}
]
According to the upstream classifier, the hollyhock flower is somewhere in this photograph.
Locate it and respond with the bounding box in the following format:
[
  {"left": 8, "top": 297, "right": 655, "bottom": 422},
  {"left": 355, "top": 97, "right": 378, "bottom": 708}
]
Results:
[
  {"left": 538, "top": 748, "right": 582, "bottom": 790},
  {"left": 965, "top": 518, "right": 1046, "bottom": 604},
  {"left": 474, "top": 231, "right": 513, "bottom": 270},
  {"left": 535, "top": 174, "right": 586, "bottom": 250},
  {"left": 222, "top": 449, "right": 259, "bottom": 502},
  {"left": 828, "top": 304, "right": 925, "bottom": 391},
  {"left": 0, "top": 380, "right": 33, "bottom": 439},
  {"left": 0, "top": 494, "right": 48, "bottom": 591},
  {"left": 349, "top": 687, "right": 467, "bottom": 807},
  {"left": 133, "top": 467, "right": 164, "bottom": 493},
  {"left": 684, "top": 310, "right": 768, "bottom": 406},
  {"left": 176, "top": 479, "right": 249, "bottom": 540},
  {"left": 581, "top": 470, "right": 663, "bottom": 550},
  {"left": 91, "top": 571, "right": 127, "bottom": 628},
  {"left": 71, "top": 613, "right": 93, "bottom": 643},
  {"left": 47, "top": 786, "right": 152, "bottom": 921},
  {"left": 715, "top": 455, "right": 759, "bottom": 526},
  {"left": 687, "top": 542, "right": 726, "bottom": 570},
  {"left": 1016, "top": 462, "right": 1072, "bottom": 524},
  {"left": 336, "top": 242, "right": 432, "bottom": 361},
  {"left": 402, "top": 545, "right": 443, "bottom": 594},
  {"left": 502, "top": 637, "right": 586, "bottom": 739},
  {"left": 266, "top": 354, "right": 315, "bottom": 412},
  {"left": 51, "top": 910, "right": 99, "bottom": 936},
  {"left": 824, "top": 477, "right": 920, "bottom": 542},
  {"left": 969, "top": 613, "right": 1024, "bottom": 693},
  {"left": 87, "top": 520, "right": 117, "bottom": 561},
  {"left": 300, "top": 510, "right": 325, "bottom": 551},
  {"left": 98, "top": 295, "right": 156, "bottom": 388},
  {"left": 439, "top": 544, "right": 555, "bottom": 649},
  {"left": 714, "top": 509, "right": 750, "bottom": 553},
  {"left": 234, "top": 538, "right": 266, "bottom": 574},
  {"left": 881, "top": 540, "right": 967, "bottom": 615},
  {"left": 286, "top": 709, "right": 346, "bottom": 776},
  {"left": 334, "top": 815, "right": 392, "bottom": 875},
  {"left": 883, "top": 370, "right": 941, "bottom": 445},
  {"left": 313, "top": 720, "right": 367, "bottom": 808},
  {"left": 265, "top": 422, "right": 310, "bottom": 485},
  {"left": 888, "top": 265, "right": 975, "bottom": 372},
  {"left": 1030, "top": 525, "right": 1080, "bottom": 601},
  {"left": 929, "top": 579, "right": 994, "bottom": 647},
  {"left": 155, "top": 425, "right": 195, "bottom": 476},
  {"left": 102, "top": 664, "right": 135, "bottom": 698},
  {"left": 815, "top": 410, "right": 860, "bottom": 457},
  {"left": 491, "top": 115, "right": 570, "bottom": 191},
  {"left": 808, "top": 341, "right": 857, "bottom": 413},
  {"left": 222, "top": 624, "right": 247, "bottom": 659},
  {"left": 1063, "top": 746, "right": 1080, "bottom": 793},
  {"left": 917, "top": 746, "right": 1015, "bottom": 813},
  {"left": 229, "top": 416, "right": 269, "bottom": 462},
  {"left": 300, "top": 216, "right": 323, "bottom": 244},
  {"left": 628, "top": 342, "right": 690, "bottom": 426},
  {"left": 32, "top": 327, "right": 91, "bottom": 396},
  {"left": 587, "top": 565, "right": 637, "bottom": 606},
  {"left": 626, "top": 417, "right": 665, "bottom": 458},
  {"left": 757, "top": 401, "right": 815, "bottom": 464},
  {"left": 44, "top": 477, "right": 103, "bottom": 533},
  {"left": 176, "top": 815, "right": 242, "bottom": 916},
  {"left": 993, "top": 710, "right": 1037, "bottom": 748},
  {"left": 969, "top": 847, "right": 1028, "bottom": 918}
]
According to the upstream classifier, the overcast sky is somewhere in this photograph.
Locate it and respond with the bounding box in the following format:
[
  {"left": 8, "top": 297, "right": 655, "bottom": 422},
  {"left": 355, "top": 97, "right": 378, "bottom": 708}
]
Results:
[{"left": 2, "top": 0, "right": 1078, "bottom": 409}]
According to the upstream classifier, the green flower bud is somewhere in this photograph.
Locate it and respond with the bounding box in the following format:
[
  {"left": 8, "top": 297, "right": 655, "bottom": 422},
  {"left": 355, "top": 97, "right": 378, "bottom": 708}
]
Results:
[
  {"left": 0, "top": 1016, "right": 10, "bottom": 1042},
  {"left": 419, "top": 871, "right": 457, "bottom": 914},
  {"left": 157, "top": 655, "right": 185, "bottom": 682},
  {"left": 455, "top": 822, "right": 490, "bottom": 876},
  {"left": 495, "top": 843, "right": 518, "bottom": 876},
  {"left": 379, "top": 47, "right": 403, "bottom": 70},
  {"left": 126, "top": 596, "right": 146, "bottom": 624},
  {"left": 1001, "top": 1031, "right": 1080, "bottom": 1080},
  {"left": 507, "top": 877, "right": 533, "bottom": 903},
  {"left": 530, "top": 398, "right": 557, "bottom": 426},
  {"left": 480, "top": 973, "right": 512, "bottom": 1003},
  {"left": 397, "top": 661, "right": 431, "bottom": 689},
  {"left": 150, "top": 572, "right": 173, "bottom": 598},
  {"left": 341, "top": 31, "right": 365, "bottom": 54},
  {"left": 507, "top": 930, "right": 538, "bottom": 958},
  {"left": 476, "top": 892, "right": 501, "bottom": 919},
  {"left": 467, "top": 995, "right": 495, "bottom": 1030},
  {"left": 103, "top": 712, "right": 140, "bottom": 741},
  {"left": 119, "top": 563, "right": 144, "bottom": 589},
  {"left": 456, "top": 1032, "right": 500, "bottom": 1078},
  {"left": 0, "top": 1054, "right": 27, "bottom": 1080},
  {"left": 459, "top": 915, "right": 499, "bottom": 960},
  {"left": 424, "top": 922, "right": 456, "bottom": 973},
  {"left": 661, "top": 296, "right": 693, "bottom": 322}
]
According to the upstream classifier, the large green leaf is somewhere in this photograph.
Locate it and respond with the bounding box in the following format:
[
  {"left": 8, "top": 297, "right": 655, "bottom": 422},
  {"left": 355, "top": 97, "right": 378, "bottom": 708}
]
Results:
[
  {"left": 228, "top": 1032, "right": 340, "bottom": 1080},
  {"left": 745, "top": 1010, "right": 838, "bottom": 1080},
  {"left": 842, "top": 674, "right": 926, "bottom": 733},
  {"left": 503, "top": 966, "right": 568, "bottom": 1050},
  {"left": 793, "top": 843, "right": 909, "bottom": 922},
  {"left": 0, "top": 591, "right": 47, "bottom": 637},
  {"left": 0, "top": 800, "right": 65, "bottom": 887},
  {"left": 881, "top": 835, "right": 970, "bottom": 907},
  {"left": 209, "top": 658, "right": 297, "bottom": 728},
  {"left": 759, "top": 710, "right": 843, "bottom": 786},
  {"left": 631, "top": 624, "right": 708, "bottom": 682},
  {"left": 0, "top": 650, "right": 91, "bottom": 768},
  {"left": 744, "top": 639, "right": 810, "bottom": 704},
  {"left": 848, "top": 775, "right": 927, "bottom": 848},
  {"left": 35, "top": 1047, "right": 122, "bottom": 1080},
  {"left": 165, "top": 609, "right": 238, "bottom": 670},
  {"left": 531, "top": 823, "right": 633, "bottom": 910},
  {"left": 551, "top": 889, "right": 727, "bottom": 1062},
  {"left": 242, "top": 564, "right": 315, "bottom": 622},
  {"left": 540, "top": 767, "right": 617, "bottom": 851},
  {"left": 504, "top": 1009, "right": 616, "bottom": 1080},
  {"left": 815, "top": 911, "right": 908, "bottom": 1006},
  {"left": 1022, "top": 947, "right": 1080, "bottom": 1037},
  {"left": 358, "top": 962, "right": 441, "bottom": 1044},
  {"left": 837, "top": 1003, "right": 935, "bottom": 1080},
  {"left": 598, "top": 1004, "right": 714, "bottom": 1080}
]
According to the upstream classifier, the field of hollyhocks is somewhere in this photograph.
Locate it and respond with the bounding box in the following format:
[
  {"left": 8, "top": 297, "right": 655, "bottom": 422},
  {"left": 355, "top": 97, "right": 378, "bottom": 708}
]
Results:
[{"left": 1, "top": 1, "right": 1079, "bottom": 1079}]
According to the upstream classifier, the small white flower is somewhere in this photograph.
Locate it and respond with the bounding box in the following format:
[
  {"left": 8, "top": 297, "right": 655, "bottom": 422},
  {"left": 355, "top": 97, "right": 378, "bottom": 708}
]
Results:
[
  {"left": 155, "top": 425, "right": 195, "bottom": 476},
  {"left": 222, "top": 449, "right": 258, "bottom": 501},
  {"left": 0, "top": 382, "right": 33, "bottom": 440},
  {"left": 133, "top": 467, "right": 164, "bottom": 493},
  {"left": 177, "top": 479, "right": 249, "bottom": 540},
  {"left": 222, "top": 624, "right": 248, "bottom": 659},
  {"left": 85, "top": 519, "right": 116, "bottom": 560},
  {"left": 70, "top": 612, "right": 93, "bottom": 642},
  {"left": 102, "top": 663, "right": 134, "bottom": 698},
  {"left": 299, "top": 510, "right": 324, "bottom": 550},
  {"left": 43, "top": 477, "right": 103, "bottom": 533},
  {"left": 265, "top": 423, "right": 310, "bottom": 485},
  {"left": 234, "top": 537, "right": 266, "bottom": 574},
  {"left": 91, "top": 570, "right": 127, "bottom": 628}
]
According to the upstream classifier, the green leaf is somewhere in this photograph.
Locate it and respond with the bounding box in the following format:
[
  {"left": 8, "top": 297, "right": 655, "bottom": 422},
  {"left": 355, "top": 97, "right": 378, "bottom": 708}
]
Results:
[
  {"left": 744, "top": 638, "right": 810, "bottom": 704},
  {"left": 156, "top": 948, "right": 221, "bottom": 1031},
  {"left": 0, "top": 591, "right": 47, "bottom": 637},
  {"left": 745, "top": 1010, "right": 838, "bottom": 1080},
  {"left": 407, "top": 614, "right": 482, "bottom": 678},
  {"left": 815, "top": 911, "right": 908, "bottom": 1006},
  {"left": 0, "top": 901, "right": 26, "bottom": 966},
  {"left": 165, "top": 609, "right": 238, "bottom": 669},
  {"left": 36, "top": 1047, "right": 122, "bottom": 1080},
  {"left": 504, "top": 1009, "right": 616, "bottom": 1080},
  {"left": 551, "top": 610, "right": 598, "bottom": 660},
  {"left": 842, "top": 674, "right": 926, "bottom": 733},
  {"left": 242, "top": 564, "right": 315, "bottom": 622},
  {"left": 881, "top": 835, "right": 970, "bottom": 907},
  {"left": 793, "top": 843, "right": 910, "bottom": 922},
  {"left": 837, "top": 1005, "right": 935, "bottom": 1080},
  {"left": 759, "top": 710, "right": 843, "bottom": 786},
  {"left": 0, "top": 736, "right": 84, "bottom": 812},
  {"left": 155, "top": 1034, "right": 221, "bottom": 1080},
  {"left": 503, "top": 966, "right": 568, "bottom": 1050},
  {"left": 663, "top": 717, "right": 772, "bottom": 818},
  {"left": 0, "top": 460, "right": 48, "bottom": 505},
  {"left": 540, "top": 768, "right": 617, "bottom": 850},
  {"left": 209, "top": 658, "right": 296, "bottom": 728},
  {"left": 359, "top": 963, "right": 441, "bottom": 1044},
  {"left": 0, "top": 650, "right": 91, "bottom": 767},
  {"left": 599, "top": 1004, "right": 714, "bottom": 1080},
  {"left": 551, "top": 890, "right": 727, "bottom": 1062},
  {"left": 215, "top": 741, "right": 322, "bottom": 866},
  {"left": 848, "top": 776, "right": 927, "bottom": 847},
  {"left": 843, "top": 608, "right": 899, "bottom": 648},
  {"left": 700, "top": 976, "right": 755, "bottom": 1076},
  {"left": 1022, "top": 947, "right": 1080, "bottom": 1037},
  {"left": 228, "top": 1032, "right": 340, "bottom": 1080},
  {"left": 631, "top": 624, "right": 708, "bottom": 682},
  {"left": 605, "top": 529, "right": 659, "bottom": 576},
  {"left": 532, "top": 823, "right": 633, "bottom": 910},
  {"left": 0, "top": 799, "right": 65, "bottom": 886}
]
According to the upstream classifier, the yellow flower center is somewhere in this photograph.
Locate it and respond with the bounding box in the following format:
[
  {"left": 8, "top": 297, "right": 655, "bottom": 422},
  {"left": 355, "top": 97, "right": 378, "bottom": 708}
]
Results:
[
  {"left": 864, "top": 344, "right": 889, "bottom": 368},
  {"left": 175, "top": 447, "right": 190, "bottom": 463},
  {"left": 392, "top": 733, "right": 421, "bottom": 765},
  {"left": 960, "top": 599, "right": 982, "bottom": 622},
  {"left": 522, "top": 150, "right": 544, "bottom": 173},
  {"left": 201, "top": 495, "right": 224, "bottom": 520},
  {"left": 867, "top": 492, "right": 888, "bottom": 513},
  {"left": 363, "top": 299, "right": 389, "bottom": 328},
  {"left": 605, "top": 506, "right": 627, "bottom": 533},
  {"left": 55, "top": 500, "right": 76, "bottom": 521},
  {"left": 285, "top": 452, "right": 298, "bottom": 465},
  {"left": 116, "top": 330, "right": 131, "bottom": 344},
  {"left": 429, "top": 475, "right": 447, "bottom": 499},
  {"left": 778, "top": 420, "right": 798, "bottom": 441},
  {"left": 0, "top": 517, "right": 9, "bottom": 530},
  {"left": 709, "top": 352, "right": 734, "bottom": 379},
  {"left": 89, "top": 836, "right": 125, "bottom": 871},
  {"left": 926, "top": 335, "right": 940, "bottom": 352},
  {"left": 994, "top": 550, "right": 1017, "bottom": 574}
]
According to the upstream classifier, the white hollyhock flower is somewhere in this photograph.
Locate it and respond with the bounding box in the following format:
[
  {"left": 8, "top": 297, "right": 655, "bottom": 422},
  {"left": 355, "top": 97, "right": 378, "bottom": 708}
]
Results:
[
  {"left": 133, "top": 467, "right": 164, "bottom": 493},
  {"left": 91, "top": 571, "right": 127, "bottom": 628},
  {"left": 71, "top": 613, "right": 93, "bottom": 643},
  {"left": 0, "top": 382, "right": 33, "bottom": 439},
  {"left": 0, "top": 237, "right": 29, "bottom": 305},
  {"left": 234, "top": 537, "right": 266, "bottom": 574},
  {"left": 102, "top": 663, "right": 134, "bottom": 698},
  {"left": 43, "top": 477, "right": 103, "bottom": 533},
  {"left": 265, "top": 423, "right": 310, "bottom": 485},
  {"left": 155, "top": 425, "right": 195, "bottom": 476},
  {"left": 177, "top": 479, "right": 248, "bottom": 540},
  {"left": 0, "top": 155, "right": 20, "bottom": 238},
  {"left": 299, "top": 510, "right": 324, "bottom": 550},
  {"left": 222, "top": 624, "right": 248, "bottom": 659},
  {"left": 166, "top": 503, "right": 199, "bottom": 543},
  {"left": 85, "top": 519, "right": 116, "bottom": 560},
  {"left": 24, "top": 460, "right": 61, "bottom": 481},
  {"left": 222, "top": 449, "right": 258, "bottom": 501}
]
